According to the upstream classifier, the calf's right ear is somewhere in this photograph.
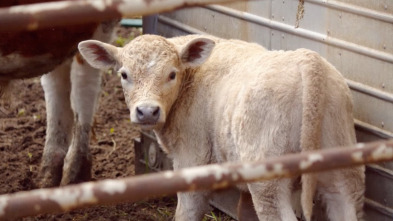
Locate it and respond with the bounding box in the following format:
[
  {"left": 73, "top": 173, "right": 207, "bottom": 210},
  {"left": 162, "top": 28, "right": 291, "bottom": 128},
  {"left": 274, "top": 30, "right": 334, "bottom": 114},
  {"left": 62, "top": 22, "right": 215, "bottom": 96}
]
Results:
[
  {"left": 179, "top": 38, "right": 215, "bottom": 68},
  {"left": 78, "top": 40, "right": 119, "bottom": 70}
]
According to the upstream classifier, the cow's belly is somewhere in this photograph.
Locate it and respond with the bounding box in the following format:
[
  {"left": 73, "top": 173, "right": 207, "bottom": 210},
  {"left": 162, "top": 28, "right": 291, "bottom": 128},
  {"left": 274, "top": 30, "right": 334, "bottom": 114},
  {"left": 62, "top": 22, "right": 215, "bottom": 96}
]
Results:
[
  {"left": 0, "top": 0, "right": 97, "bottom": 79},
  {"left": 0, "top": 53, "right": 67, "bottom": 80}
]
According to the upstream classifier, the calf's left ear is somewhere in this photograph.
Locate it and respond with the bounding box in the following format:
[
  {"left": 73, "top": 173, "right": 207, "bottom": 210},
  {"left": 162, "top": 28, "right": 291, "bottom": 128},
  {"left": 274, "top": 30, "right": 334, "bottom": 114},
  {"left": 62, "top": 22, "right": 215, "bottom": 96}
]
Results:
[
  {"left": 78, "top": 40, "right": 120, "bottom": 70},
  {"left": 179, "top": 38, "right": 215, "bottom": 68}
]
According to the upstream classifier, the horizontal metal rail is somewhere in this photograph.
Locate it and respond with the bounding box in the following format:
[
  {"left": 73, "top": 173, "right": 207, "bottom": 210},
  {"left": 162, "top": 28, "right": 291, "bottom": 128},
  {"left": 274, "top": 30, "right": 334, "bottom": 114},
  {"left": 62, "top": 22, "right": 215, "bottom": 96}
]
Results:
[
  {"left": 355, "top": 119, "right": 393, "bottom": 139},
  {"left": 367, "top": 164, "right": 393, "bottom": 180},
  {"left": 365, "top": 198, "right": 393, "bottom": 218},
  {"left": 205, "top": 5, "right": 393, "bottom": 64},
  {"left": 306, "top": 0, "right": 393, "bottom": 24},
  {"left": 158, "top": 15, "right": 209, "bottom": 35},
  {"left": 0, "top": 140, "right": 392, "bottom": 220},
  {"left": 0, "top": 0, "right": 251, "bottom": 32},
  {"left": 158, "top": 15, "right": 393, "bottom": 103},
  {"left": 347, "top": 79, "right": 393, "bottom": 104}
]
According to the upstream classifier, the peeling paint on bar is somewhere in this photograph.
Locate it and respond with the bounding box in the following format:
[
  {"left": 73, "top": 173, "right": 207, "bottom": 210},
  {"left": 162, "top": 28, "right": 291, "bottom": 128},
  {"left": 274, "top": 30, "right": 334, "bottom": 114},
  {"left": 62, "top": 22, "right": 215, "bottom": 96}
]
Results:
[
  {"left": 100, "top": 180, "right": 127, "bottom": 195},
  {"left": 273, "top": 163, "right": 284, "bottom": 172},
  {"left": 40, "top": 183, "right": 97, "bottom": 211},
  {"left": 231, "top": 172, "right": 239, "bottom": 181},
  {"left": 238, "top": 164, "right": 267, "bottom": 180},
  {"left": 0, "top": 197, "right": 6, "bottom": 216},
  {"left": 9, "top": 1, "right": 70, "bottom": 14},
  {"left": 164, "top": 171, "right": 175, "bottom": 179},
  {"left": 351, "top": 151, "right": 364, "bottom": 162},
  {"left": 0, "top": 0, "right": 251, "bottom": 32},
  {"left": 79, "top": 183, "right": 98, "bottom": 206},
  {"left": 238, "top": 163, "right": 288, "bottom": 180},
  {"left": 0, "top": 140, "right": 392, "bottom": 220},
  {"left": 300, "top": 153, "right": 323, "bottom": 169},
  {"left": 90, "top": 0, "right": 112, "bottom": 11},
  {"left": 181, "top": 164, "right": 231, "bottom": 184},
  {"left": 371, "top": 144, "right": 393, "bottom": 160}
]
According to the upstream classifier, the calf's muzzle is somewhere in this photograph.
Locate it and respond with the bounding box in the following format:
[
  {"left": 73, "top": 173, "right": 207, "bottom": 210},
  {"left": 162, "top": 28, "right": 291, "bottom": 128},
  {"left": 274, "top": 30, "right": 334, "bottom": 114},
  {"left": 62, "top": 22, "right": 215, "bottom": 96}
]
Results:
[{"left": 135, "top": 105, "right": 160, "bottom": 124}]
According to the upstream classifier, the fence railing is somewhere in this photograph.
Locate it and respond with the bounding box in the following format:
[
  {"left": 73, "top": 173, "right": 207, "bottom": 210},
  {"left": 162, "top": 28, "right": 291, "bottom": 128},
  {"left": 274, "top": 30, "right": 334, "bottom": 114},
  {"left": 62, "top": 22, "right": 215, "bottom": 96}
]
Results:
[
  {"left": 0, "top": 139, "right": 392, "bottom": 220},
  {"left": 1, "top": 1, "right": 392, "bottom": 220},
  {"left": 0, "top": 0, "right": 253, "bottom": 32}
]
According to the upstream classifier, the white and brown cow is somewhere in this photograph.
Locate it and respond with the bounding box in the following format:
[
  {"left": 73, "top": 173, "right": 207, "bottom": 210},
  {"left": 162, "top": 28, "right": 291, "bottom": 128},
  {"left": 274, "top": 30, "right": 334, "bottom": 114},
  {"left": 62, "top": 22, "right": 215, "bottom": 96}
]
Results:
[
  {"left": 0, "top": 1, "right": 116, "bottom": 187},
  {"left": 79, "top": 34, "right": 365, "bottom": 221}
]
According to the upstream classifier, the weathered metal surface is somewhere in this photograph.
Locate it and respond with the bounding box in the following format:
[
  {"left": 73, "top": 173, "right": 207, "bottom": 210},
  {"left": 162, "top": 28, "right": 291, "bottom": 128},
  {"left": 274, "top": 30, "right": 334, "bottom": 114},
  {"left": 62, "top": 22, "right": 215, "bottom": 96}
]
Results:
[
  {"left": 365, "top": 165, "right": 393, "bottom": 208},
  {"left": 0, "top": 0, "right": 253, "bottom": 33},
  {"left": 0, "top": 140, "right": 392, "bottom": 220},
  {"left": 134, "top": 132, "right": 173, "bottom": 174}
]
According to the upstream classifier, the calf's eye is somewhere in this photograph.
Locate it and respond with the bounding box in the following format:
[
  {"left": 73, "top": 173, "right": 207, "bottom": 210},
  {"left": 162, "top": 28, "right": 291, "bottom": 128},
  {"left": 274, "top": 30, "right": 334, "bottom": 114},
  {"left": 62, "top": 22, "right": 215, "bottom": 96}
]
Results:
[
  {"left": 121, "top": 72, "right": 128, "bottom": 80},
  {"left": 169, "top": 72, "right": 176, "bottom": 80}
]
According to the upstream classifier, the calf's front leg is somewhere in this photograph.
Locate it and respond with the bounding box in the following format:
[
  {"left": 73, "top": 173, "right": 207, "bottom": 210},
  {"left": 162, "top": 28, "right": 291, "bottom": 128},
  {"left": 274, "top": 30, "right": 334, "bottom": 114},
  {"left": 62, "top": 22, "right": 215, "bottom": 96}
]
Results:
[
  {"left": 248, "top": 179, "right": 297, "bottom": 221},
  {"left": 175, "top": 191, "right": 211, "bottom": 221},
  {"left": 171, "top": 154, "right": 212, "bottom": 221}
]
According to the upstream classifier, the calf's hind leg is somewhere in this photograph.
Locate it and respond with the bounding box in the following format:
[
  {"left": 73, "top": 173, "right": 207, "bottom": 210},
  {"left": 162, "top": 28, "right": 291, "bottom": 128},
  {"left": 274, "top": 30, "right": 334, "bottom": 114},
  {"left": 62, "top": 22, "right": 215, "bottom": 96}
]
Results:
[
  {"left": 40, "top": 59, "right": 73, "bottom": 187},
  {"left": 318, "top": 167, "right": 365, "bottom": 221}
]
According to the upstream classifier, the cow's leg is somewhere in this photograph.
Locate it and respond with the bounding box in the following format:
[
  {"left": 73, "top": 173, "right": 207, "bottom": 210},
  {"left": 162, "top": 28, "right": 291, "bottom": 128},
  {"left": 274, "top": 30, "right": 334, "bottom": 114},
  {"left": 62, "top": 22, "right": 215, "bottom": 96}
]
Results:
[
  {"left": 60, "top": 55, "right": 101, "bottom": 185},
  {"left": 40, "top": 59, "right": 73, "bottom": 187},
  {"left": 175, "top": 191, "right": 211, "bottom": 221},
  {"left": 248, "top": 178, "right": 297, "bottom": 221}
]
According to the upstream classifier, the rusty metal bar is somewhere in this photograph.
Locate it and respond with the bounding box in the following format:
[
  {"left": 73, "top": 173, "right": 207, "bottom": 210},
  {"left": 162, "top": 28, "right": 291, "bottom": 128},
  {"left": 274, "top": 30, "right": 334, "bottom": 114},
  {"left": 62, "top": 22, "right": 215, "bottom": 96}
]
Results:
[
  {"left": 0, "top": 140, "right": 392, "bottom": 220},
  {"left": 0, "top": 0, "right": 252, "bottom": 33}
]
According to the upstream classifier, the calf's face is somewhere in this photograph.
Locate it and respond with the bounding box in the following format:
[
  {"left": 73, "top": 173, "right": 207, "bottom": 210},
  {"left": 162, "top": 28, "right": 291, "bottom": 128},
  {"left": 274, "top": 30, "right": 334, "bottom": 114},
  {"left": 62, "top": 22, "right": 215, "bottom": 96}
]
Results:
[{"left": 78, "top": 35, "right": 215, "bottom": 130}]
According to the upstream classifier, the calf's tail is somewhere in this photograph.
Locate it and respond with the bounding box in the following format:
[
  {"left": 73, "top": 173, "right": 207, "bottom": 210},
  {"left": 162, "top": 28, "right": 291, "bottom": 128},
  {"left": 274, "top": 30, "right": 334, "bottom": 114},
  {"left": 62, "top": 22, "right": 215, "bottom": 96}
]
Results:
[{"left": 298, "top": 51, "right": 327, "bottom": 221}]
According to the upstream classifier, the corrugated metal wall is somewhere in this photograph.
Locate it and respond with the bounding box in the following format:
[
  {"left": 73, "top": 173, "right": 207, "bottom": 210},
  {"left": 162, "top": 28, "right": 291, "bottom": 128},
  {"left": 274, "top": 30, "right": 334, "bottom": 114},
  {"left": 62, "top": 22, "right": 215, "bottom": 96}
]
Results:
[{"left": 144, "top": 0, "right": 393, "bottom": 220}]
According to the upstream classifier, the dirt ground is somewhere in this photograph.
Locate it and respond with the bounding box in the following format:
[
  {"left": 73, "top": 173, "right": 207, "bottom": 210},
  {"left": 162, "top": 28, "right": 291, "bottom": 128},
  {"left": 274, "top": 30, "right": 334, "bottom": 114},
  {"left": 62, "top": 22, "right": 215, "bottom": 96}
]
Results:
[{"left": 0, "top": 27, "right": 233, "bottom": 221}]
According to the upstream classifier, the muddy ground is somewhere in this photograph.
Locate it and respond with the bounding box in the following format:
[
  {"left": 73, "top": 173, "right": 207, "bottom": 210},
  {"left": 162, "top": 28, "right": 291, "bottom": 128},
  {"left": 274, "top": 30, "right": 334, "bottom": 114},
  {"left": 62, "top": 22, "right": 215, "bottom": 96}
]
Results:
[{"left": 0, "top": 27, "right": 233, "bottom": 221}]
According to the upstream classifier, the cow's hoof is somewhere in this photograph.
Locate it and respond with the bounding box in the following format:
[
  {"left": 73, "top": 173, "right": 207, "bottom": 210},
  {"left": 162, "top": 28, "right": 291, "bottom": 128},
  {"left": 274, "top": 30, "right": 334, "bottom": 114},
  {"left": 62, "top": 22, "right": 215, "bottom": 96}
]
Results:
[
  {"left": 60, "top": 153, "right": 92, "bottom": 186},
  {"left": 39, "top": 149, "right": 67, "bottom": 188}
]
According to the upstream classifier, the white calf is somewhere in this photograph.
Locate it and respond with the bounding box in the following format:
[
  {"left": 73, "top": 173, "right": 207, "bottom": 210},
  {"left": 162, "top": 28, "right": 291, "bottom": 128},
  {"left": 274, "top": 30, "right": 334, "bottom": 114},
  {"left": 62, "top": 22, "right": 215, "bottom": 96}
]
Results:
[{"left": 79, "top": 34, "right": 365, "bottom": 221}]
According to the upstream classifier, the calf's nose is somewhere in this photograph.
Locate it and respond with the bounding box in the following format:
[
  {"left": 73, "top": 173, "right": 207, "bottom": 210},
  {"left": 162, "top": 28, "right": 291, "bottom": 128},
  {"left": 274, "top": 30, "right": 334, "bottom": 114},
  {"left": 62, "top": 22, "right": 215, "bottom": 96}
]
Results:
[{"left": 136, "top": 105, "right": 160, "bottom": 124}]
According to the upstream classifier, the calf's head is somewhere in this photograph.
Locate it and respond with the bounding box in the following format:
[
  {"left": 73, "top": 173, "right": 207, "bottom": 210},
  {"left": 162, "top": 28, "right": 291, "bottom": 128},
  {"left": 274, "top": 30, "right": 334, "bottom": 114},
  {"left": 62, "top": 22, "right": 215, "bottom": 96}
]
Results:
[{"left": 78, "top": 35, "right": 215, "bottom": 130}]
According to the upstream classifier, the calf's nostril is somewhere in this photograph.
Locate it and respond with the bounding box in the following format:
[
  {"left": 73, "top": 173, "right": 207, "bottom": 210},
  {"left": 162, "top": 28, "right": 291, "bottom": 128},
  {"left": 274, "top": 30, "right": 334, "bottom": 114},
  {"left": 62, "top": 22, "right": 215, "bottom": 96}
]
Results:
[
  {"left": 152, "top": 107, "right": 160, "bottom": 116},
  {"left": 136, "top": 107, "right": 144, "bottom": 118}
]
